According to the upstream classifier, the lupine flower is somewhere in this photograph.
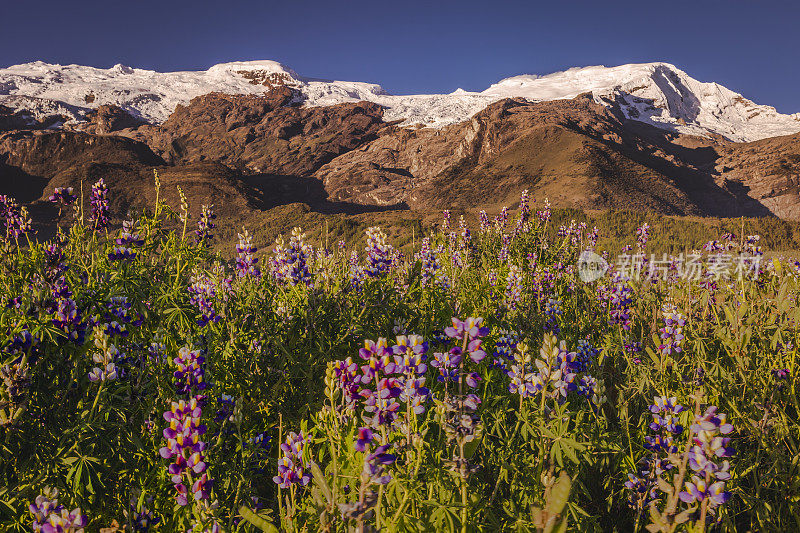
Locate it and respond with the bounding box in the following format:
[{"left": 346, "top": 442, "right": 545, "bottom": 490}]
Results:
[
  {"left": 519, "top": 189, "right": 531, "bottom": 222},
  {"left": 537, "top": 198, "right": 551, "bottom": 224},
  {"left": 364, "top": 226, "right": 393, "bottom": 278},
  {"left": 497, "top": 233, "right": 510, "bottom": 263},
  {"left": 572, "top": 338, "right": 598, "bottom": 373},
  {"left": 392, "top": 335, "right": 428, "bottom": 374},
  {"left": 679, "top": 476, "right": 731, "bottom": 507},
  {"left": 4, "top": 198, "right": 31, "bottom": 240},
  {"left": 599, "top": 272, "right": 634, "bottom": 330},
  {"left": 188, "top": 273, "right": 222, "bottom": 326},
  {"left": 504, "top": 264, "right": 523, "bottom": 311},
  {"left": 478, "top": 210, "right": 489, "bottom": 233},
  {"left": 29, "top": 488, "right": 88, "bottom": 533},
  {"left": 272, "top": 228, "right": 313, "bottom": 287},
  {"left": 745, "top": 234, "right": 763, "bottom": 256},
  {"left": 331, "top": 357, "right": 362, "bottom": 415},
  {"left": 659, "top": 304, "right": 686, "bottom": 356},
  {"left": 109, "top": 220, "right": 144, "bottom": 261},
  {"left": 52, "top": 297, "right": 86, "bottom": 344},
  {"left": 88, "top": 330, "right": 124, "bottom": 382},
  {"left": 124, "top": 496, "right": 160, "bottom": 532},
  {"left": 195, "top": 204, "right": 216, "bottom": 244},
  {"left": 358, "top": 338, "right": 395, "bottom": 381},
  {"left": 431, "top": 348, "right": 462, "bottom": 383},
  {"left": 160, "top": 395, "right": 211, "bottom": 505},
  {"left": 173, "top": 346, "right": 208, "bottom": 397},
  {"left": 625, "top": 396, "right": 687, "bottom": 510},
  {"left": 273, "top": 432, "right": 310, "bottom": 488},
  {"left": 491, "top": 329, "right": 519, "bottom": 370},
  {"left": 497, "top": 207, "right": 508, "bottom": 230},
  {"left": 89, "top": 178, "right": 109, "bottom": 231},
  {"left": 355, "top": 427, "right": 374, "bottom": 452},
  {"left": 636, "top": 222, "right": 650, "bottom": 252},
  {"left": 362, "top": 444, "right": 396, "bottom": 485},
  {"left": 48, "top": 187, "right": 77, "bottom": 207},
  {"left": 361, "top": 377, "right": 401, "bottom": 428},
  {"left": 444, "top": 317, "right": 490, "bottom": 341},
  {"left": 543, "top": 298, "right": 562, "bottom": 333},
  {"left": 687, "top": 406, "right": 734, "bottom": 485},
  {"left": 235, "top": 229, "right": 261, "bottom": 278},
  {"left": 441, "top": 210, "right": 451, "bottom": 232},
  {"left": 587, "top": 226, "right": 599, "bottom": 249}
]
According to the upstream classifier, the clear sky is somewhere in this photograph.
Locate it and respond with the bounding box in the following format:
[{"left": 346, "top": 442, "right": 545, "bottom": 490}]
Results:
[{"left": 1, "top": 0, "right": 798, "bottom": 113}]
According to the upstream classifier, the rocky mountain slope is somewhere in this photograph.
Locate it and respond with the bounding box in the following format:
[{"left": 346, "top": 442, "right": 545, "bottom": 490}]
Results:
[{"left": 1, "top": 60, "right": 800, "bottom": 228}]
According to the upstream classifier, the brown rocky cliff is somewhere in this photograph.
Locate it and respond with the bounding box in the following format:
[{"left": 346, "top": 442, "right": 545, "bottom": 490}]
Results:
[{"left": 133, "top": 86, "right": 386, "bottom": 176}]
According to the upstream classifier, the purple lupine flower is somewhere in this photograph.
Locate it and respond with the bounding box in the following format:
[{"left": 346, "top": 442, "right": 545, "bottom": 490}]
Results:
[
  {"left": 489, "top": 329, "right": 518, "bottom": 371},
  {"left": 659, "top": 304, "right": 686, "bottom": 356},
  {"left": 109, "top": 220, "right": 144, "bottom": 261},
  {"left": 4, "top": 199, "right": 31, "bottom": 240},
  {"left": 441, "top": 210, "right": 451, "bottom": 232},
  {"left": 235, "top": 229, "right": 261, "bottom": 278},
  {"left": 52, "top": 298, "right": 86, "bottom": 344},
  {"left": 48, "top": 187, "right": 77, "bottom": 207},
  {"left": 214, "top": 394, "right": 235, "bottom": 423},
  {"left": 392, "top": 335, "right": 428, "bottom": 374},
  {"left": 188, "top": 273, "right": 222, "bottom": 326},
  {"left": 333, "top": 357, "right": 361, "bottom": 412},
  {"left": 679, "top": 476, "right": 731, "bottom": 507},
  {"left": 125, "top": 498, "right": 160, "bottom": 532},
  {"left": 478, "top": 210, "right": 489, "bottom": 233},
  {"left": 361, "top": 377, "right": 401, "bottom": 428},
  {"left": 271, "top": 227, "right": 313, "bottom": 287},
  {"left": 496, "top": 207, "right": 509, "bottom": 230},
  {"left": 585, "top": 226, "right": 599, "bottom": 249},
  {"left": 686, "top": 406, "right": 734, "bottom": 485},
  {"left": 364, "top": 226, "right": 394, "bottom": 278},
  {"left": 543, "top": 298, "right": 562, "bottom": 333},
  {"left": 273, "top": 432, "right": 310, "bottom": 488},
  {"left": 88, "top": 331, "right": 124, "bottom": 382},
  {"left": 29, "top": 489, "right": 88, "bottom": 533},
  {"left": 519, "top": 189, "right": 531, "bottom": 223},
  {"left": 444, "top": 317, "right": 490, "bottom": 341},
  {"left": 431, "top": 348, "right": 462, "bottom": 383},
  {"left": 354, "top": 427, "right": 374, "bottom": 452},
  {"left": 497, "top": 233, "right": 510, "bottom": 263},
  {"left": 173, "top": 347, "right": 208, "bottom": 397},
  {"left": 160, "top": 395, "right": 211, "bottom": 505},
  {"left": 636, "top": 222, "right": 650, "bottom": 252},
  {"left": 745, "top": 234, "right": 762, "bottom": 256},
  {"left": 358, "top": 338, "right": 396, "bottom": 381},
  {"left": 195, "top": 204, "right": 216, "bottom": 244},
  {"left": 572, "top": 338, "right": 598, "bottom": 373},
  {"left": 507, "top": 363, "right": 539, "bottom": 397},
  {"left": 598, "top": 272, "right": 634, "bottom": 331},
  {"left": 537, "top": 198, "right": 551, "bottom": 224},
  {"left": 504, "top": 265, "right": 523, "bottom": 311},
  {"left": 89, "top": 178, "right": 110, "bottom": 231},
  {"left": 362, "top": 444, "right": 396, "bottom": 485}
]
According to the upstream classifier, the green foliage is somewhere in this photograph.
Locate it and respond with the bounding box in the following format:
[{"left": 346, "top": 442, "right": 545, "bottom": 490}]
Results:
[{"left": 1, "top": 180, "right": 799, "bottom": 532}]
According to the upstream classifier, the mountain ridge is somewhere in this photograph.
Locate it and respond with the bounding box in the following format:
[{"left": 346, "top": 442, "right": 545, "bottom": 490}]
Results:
[{"left": 1, "top": 60, "right": 799, "bottom": 142}]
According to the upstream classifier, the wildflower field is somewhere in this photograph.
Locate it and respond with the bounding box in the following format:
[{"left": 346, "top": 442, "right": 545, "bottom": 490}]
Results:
[{"left": 2, "top": 177, "right": 800, "bottom": 533}]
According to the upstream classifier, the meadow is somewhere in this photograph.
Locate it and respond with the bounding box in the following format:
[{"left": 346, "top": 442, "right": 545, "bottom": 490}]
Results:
[{"left": 1, "top": 177, "right": 799, "bottom": 532}]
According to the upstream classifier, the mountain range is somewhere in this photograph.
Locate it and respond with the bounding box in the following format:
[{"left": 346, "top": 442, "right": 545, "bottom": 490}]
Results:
[{"left": 2, "top": 59, "right": 800, "bottom": 230}]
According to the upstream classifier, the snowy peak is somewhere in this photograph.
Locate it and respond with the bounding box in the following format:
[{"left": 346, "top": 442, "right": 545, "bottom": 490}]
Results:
[
  {"left": 481, "top": 62, "right": 800, "bottom": 142},
  {"left": 0, "top": 60, "right": 798, "bottom": 142}
]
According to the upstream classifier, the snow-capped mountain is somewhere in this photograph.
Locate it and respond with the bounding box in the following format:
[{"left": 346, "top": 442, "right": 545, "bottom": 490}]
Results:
[{"left": 1, "top": 60, "right": 798, "bottom": 142}]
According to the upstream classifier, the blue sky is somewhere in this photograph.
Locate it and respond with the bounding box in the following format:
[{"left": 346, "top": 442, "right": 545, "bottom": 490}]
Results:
[{"left": 2, "top": 0, "right": 798, "bottom": 112}]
